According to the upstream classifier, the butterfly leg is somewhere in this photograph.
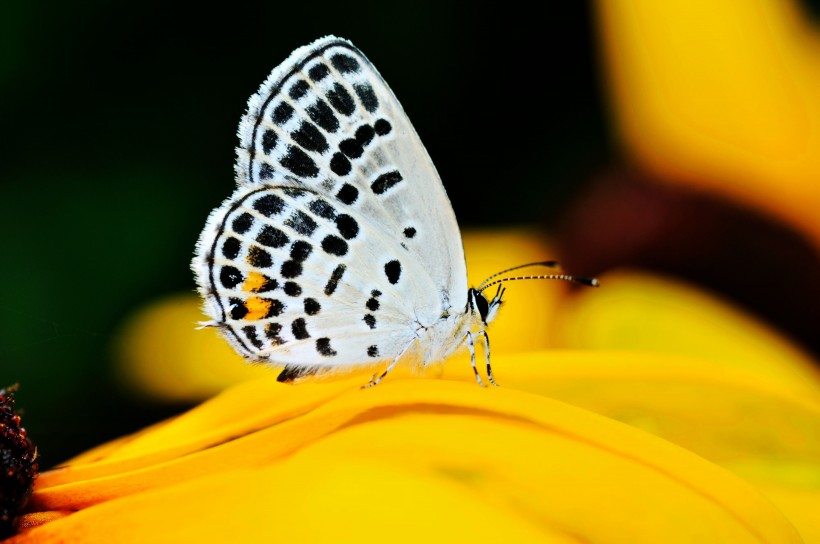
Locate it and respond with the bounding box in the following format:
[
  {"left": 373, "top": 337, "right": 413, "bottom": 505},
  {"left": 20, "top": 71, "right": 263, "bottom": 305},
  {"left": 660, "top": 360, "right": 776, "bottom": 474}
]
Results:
[
  {"left": 465, "top": 331, "right": 487, "bottom": 387},
  {"left": 363, "top": 338, "right": 414, "bottom": 389},
  {"left": 478, "top": 330, "right": 498, "bottom": 386}
]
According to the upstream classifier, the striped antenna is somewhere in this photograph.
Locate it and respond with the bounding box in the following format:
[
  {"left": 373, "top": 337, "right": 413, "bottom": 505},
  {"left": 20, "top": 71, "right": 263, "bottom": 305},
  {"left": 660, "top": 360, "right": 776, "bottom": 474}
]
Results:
[
  {"left": 478, "top": 274, "right": 599, "bottom": 294},
  {"left": 477, "top": 261, "right": 562, "bottom": 290}
]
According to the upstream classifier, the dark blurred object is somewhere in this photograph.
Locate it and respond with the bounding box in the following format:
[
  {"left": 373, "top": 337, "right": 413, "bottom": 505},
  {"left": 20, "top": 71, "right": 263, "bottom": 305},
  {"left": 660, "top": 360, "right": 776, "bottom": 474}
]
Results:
[
  {"left": 558, "top": 169, "right": 820, "bottom": 359},
  {"left": 0, "top": 385, "right": 39, "bottom": 539}
]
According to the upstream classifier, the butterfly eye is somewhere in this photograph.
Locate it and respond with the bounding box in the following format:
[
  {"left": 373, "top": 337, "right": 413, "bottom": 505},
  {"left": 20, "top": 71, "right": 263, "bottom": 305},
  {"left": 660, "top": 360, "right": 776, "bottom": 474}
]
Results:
[{"left": 474, "top": 291, "right": 490, "bottom": 323}]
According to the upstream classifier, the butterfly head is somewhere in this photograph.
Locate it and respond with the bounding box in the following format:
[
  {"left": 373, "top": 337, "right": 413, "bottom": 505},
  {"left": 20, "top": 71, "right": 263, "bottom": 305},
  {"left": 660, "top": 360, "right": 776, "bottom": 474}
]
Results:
[{"left": 467, "top": 285, "right": 505, "bottom": 326}]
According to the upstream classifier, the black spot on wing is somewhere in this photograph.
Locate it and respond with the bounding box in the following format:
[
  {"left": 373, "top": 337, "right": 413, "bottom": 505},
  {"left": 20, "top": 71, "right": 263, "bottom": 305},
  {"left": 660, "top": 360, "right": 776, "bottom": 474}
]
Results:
[
  {"left": 330, "top": 153, "right": 351, "bottom": 176},
  {"left": 324, "top": 264, "right": 346, "bottom": 295},
  {"left": 289, "top": 79, "right": 310, "bottom": 100},
  {"left": 403, "top": 227, "right": 416, "bottom": 239},
  {"left": 339, "top": 139, "right": 364, "bottom": 159},
  {"left": 327, "top": 83, "right": 355, "bottom": 116},
  {"left": 308, "top": 63, "right": 330, "bottom": 81},
  {"left": 290, "top": 240, "right": 313, "bottom": 262},
  {"left": 316, "top": 337, "right": 337, "bottom": 357},
  {"left": 229, "top": 298, "right": 248, "bottom": 320},
  {"left": 321, "top": 235, "right": 348, "bottom": 256},
  {"left": 272, "top": 103, "right": 294, "bottom": 125},
  {"left": 291, "top": 122, "right": 328, "bottom": 153},
  {"left": 285, "top": 210, "right": 317, "bottom": 236},
  {"left": 261, "top": 130, "right": 278, "bottom": 155},
  {"left": 257, "top": 226, "right": 289, "bottom": 248},
  {"left": 355, "top": 124, "right": 375, "bottom": 146},
  {"left": 232, "top": 213, "right": 254, "bottom": 234},
  {"left": 259, "top": 163, "right": 275, "bottom": 180},
  {"left": 374, "top": 118, "right": 392, "bottom": 135},
  {"left": 367, "top": 345, "right": 379, "bottom": 358},
  {"left": 371, "top": 171, "right": 403, "bottom": 195},
  {"left": 306, "top": 99, "right": 340, "bottom": 133},
  {"left": 253, "top": 194, "right": 285, "bottom": 217},
  {"left": 308, "top": 199, "right": 336, "bottom": 220},
  {"left": 330, "top": 53, "right": 360, "bottom": 73},
  {"left": 280, "top": 146, "right": 319, "bottom": 178},
  {"left": 336, "top": 184, "right": 358, "bottom": 205},
  {"left": 242, "top": 326, "right": 265, "bottom": 349},
  {"left": 222, "top": 237, "right": 241, "bottom": 259},
  {"left": 354, "top": 83, "right": 378, "bottom": 113},
  {"left": 281, "top": 260, "right": 302, "bottom": 278},
  {"left": 220, "top": 266, "right": 243, "bottom": 289},
  {"left": 284, "top": 281, "right": 302, "bottom": 296},
  {"left": 265, "top": 322, "right": 284, "bottom": 344},
  {"left": 335, "top": 214, "right": 359, "bottom": 239},
  {"left": 363, "top": 314, "right": 376, "bottom": 329},
  {"left": 247, "top": 246, "right": 273, "bottom": 268},
  {"left": 385, "top": 260, "right": 401, "bottom": 284},
  {"left": 304, "top": 298, "right": 321, "bottom": 315},
  {"left": 292, "top": 318, "right": 310, "bottom": 340}
]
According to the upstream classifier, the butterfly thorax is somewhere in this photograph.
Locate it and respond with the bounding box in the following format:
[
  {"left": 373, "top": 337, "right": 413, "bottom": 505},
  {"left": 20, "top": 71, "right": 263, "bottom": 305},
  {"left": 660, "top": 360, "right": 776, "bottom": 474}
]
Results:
[{"left": 414, "top": 287, "right": 499, "bottom": 365}]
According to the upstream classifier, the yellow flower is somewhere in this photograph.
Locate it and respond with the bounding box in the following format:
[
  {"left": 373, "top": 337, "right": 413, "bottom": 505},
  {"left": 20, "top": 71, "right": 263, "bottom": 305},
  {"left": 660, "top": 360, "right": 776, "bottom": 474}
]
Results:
[
  {"left": 598, "top": 0, "right": 820, "bottom": 249},
  {"left": 7, "top": 230, "right": 818, "bottom": 542}
]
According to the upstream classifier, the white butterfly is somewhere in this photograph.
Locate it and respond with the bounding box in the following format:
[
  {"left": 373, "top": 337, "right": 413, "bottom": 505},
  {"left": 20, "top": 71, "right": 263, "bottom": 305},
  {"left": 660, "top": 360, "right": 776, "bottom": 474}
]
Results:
[{"left": 192, "top": 36, "right": 596, "bottom": 387}]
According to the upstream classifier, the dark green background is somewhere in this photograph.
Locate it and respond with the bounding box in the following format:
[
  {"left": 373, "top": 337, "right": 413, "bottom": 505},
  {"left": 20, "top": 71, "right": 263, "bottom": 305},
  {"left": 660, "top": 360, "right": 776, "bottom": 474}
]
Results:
[{"left": 1, "top": 3, "right": 611, "bottom": 465}]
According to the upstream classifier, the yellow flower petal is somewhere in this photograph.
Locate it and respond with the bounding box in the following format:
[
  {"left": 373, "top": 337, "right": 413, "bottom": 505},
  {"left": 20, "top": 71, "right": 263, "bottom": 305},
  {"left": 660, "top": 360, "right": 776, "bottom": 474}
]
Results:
[
  {"left": 553, "top": 270, "right": 820, "bottom": 398},
  {"left": 22, "top": 377, "right": 801, "bottom": 542},
  {"left": 598, "top": 0, "right": 820, "bottom": 247}
]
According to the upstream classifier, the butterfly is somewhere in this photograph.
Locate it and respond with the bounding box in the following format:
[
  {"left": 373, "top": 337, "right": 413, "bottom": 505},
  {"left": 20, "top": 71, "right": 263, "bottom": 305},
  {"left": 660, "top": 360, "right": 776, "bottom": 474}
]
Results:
[{"left": 192, "top": 36, "right": 597, "bottom": 388}]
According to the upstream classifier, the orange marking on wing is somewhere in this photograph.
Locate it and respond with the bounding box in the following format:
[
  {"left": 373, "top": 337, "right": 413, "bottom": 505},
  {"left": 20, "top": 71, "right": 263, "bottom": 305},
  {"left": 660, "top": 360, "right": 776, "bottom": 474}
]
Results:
[
  {"left": 244, "top": 297, "right": 272, "bottom": 320},
  {"left": 243, "top": 272, "right": 268, "bottom": 293}
]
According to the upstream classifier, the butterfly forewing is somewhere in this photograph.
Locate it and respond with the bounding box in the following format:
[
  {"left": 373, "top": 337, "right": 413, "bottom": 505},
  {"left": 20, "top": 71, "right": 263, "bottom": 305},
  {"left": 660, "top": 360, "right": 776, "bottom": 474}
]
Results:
[{"left": 194, "top": 36, "right": 467, "bottom": 371}]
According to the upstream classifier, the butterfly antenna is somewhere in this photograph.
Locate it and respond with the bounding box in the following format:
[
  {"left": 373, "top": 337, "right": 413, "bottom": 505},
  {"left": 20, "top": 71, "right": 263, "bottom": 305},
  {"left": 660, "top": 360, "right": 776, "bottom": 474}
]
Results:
[
  {"left": 479, "top": 274, "right": 599, "bottom": 294},
  {"left": 477, "top": 261, "right": 563, "bottom": 290}
]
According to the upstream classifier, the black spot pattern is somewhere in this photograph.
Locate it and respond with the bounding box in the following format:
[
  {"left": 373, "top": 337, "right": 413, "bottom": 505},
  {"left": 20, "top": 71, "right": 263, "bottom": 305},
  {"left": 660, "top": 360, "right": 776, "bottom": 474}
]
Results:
[
  {"left": 372, "top": 171, "right": 403, "bottom": 195},
  {"left": 292, "top": 318, "right": 310, "bottom": 340},
  {"left": 284, "top": 281, "right": 302, "bottom": 296},
  {"left": 327, "top": 83, "right": 355, "bottom": 116},
  {"left": 336, "top": 184, "right": 358, "bottom": 205},
  {"left": 385, "top": 260, "right": 401, "bottom": 284},
  {"left": 371, "top": 289, "right": 382, "bottom": 297},
  {"left": 316, "top": 338, "right": 337, "bottom": 357},
  {"left": 264, "top": 298, "right": 285, "bottom": 318},
  {"left": 281, "top": 260, "right": 302, "bottom": 278},
  {"left": 355, "top": 124, "right": 375, "bottom": 146},
  {"left": 247, "top": 246, "right": 273, "bottom": 268},
  {"left": 220, "top": 266, "right": 243, "bottom": 289},
  {"left": 264, "top": 322, "right": 284, "bottom": 344},
  {"left": 289, "top": 79, "right": 310, "bottom": 100},
  {"left": 339, "top": 139, "right": 364, "bottom": 159},
  {"left": 282, "top": 187, "right": 306, "bottom": 198},
  {"left": 222, "top": 237, "right": 241, "bottom": 259},
  {"left": 304, "top": 298, "right": 321, "bottom": 315},
  {"left": 281, "top": 146, "right": 319, "bottom": 178},
  {"left": 366, "top": 297, "right": 380, "bottom": 311},
  {"left": 324, "top": 264, "right": 346, "bottom": 295},
  {"left": 367, "top": 345, "right": 379, "bottom": 358},
  {"left": 308, "top": 199, "right": 336, "bottom": 219},
  {"left": 308, "top": 63, "right": 330, "bottom": 81},
  {"left": 285, "top": 210, "right": 317, "bottom": 236},
  {"left": 363, "top": 314, "right": 376, "bottom": 329},
  {"left": 261, "top": 130, "right": 278, "bottom": 154},
  {"left": 229, "top": 298, "right": 248, "bottom": 320},
  {"left": 354, "top": 83, "right": 378, "bottom": 113},
  {"left": 242, "top": 326, "right": 265, "bottom": 349},
  {"left": 291, "top": 122, "right": 328, "bottom": 153},
  {"left": 306, "top": 100, "right": 339, "bottom": 132},
  {"left": 403, "top": 227, "right": 417, "bottom": 238},
  {"left": 232, "top": 213, "right": 254, "bottom": 234},
  {"left": 330, "top": 153, "right": 352, "bottom": 176},
  {"left": 259, "top": 163, "right": 275, "bottom": 180},
  {"left": 257, "top": 226, "right": 289, "bottom": 248},
  {"left": 374, "top": 118, "right": 392, "bottom": 135},
  {"left": 253, "top": 194, "right": 285, "bottom": 217},
  {"left": 321, "top": 235, "right": 348, "bottom": 256},
  {"left": 335, "top": 214, "right": 359, "bottom": 239},
  {"left": 331, "top": 53, "right": 360, "bottom": 73},
  {"left": 272, "top": 103, "right": 294, "bottom": 125},
  {"left": 290, "top": 240, "right": 312, "bottom": 261}
]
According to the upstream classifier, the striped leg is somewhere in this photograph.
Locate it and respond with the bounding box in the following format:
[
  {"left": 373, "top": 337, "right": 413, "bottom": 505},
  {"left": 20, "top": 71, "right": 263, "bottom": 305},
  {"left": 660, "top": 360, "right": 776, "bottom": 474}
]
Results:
[
  {"left": 363, "top": 338, "right": 414, "bottom": 389},
  {"left": 465, "top": 331, "right": 487, "bottom": 387},
  {"left": 479, "top": 330, "right": 497, "bottom": 386}
]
